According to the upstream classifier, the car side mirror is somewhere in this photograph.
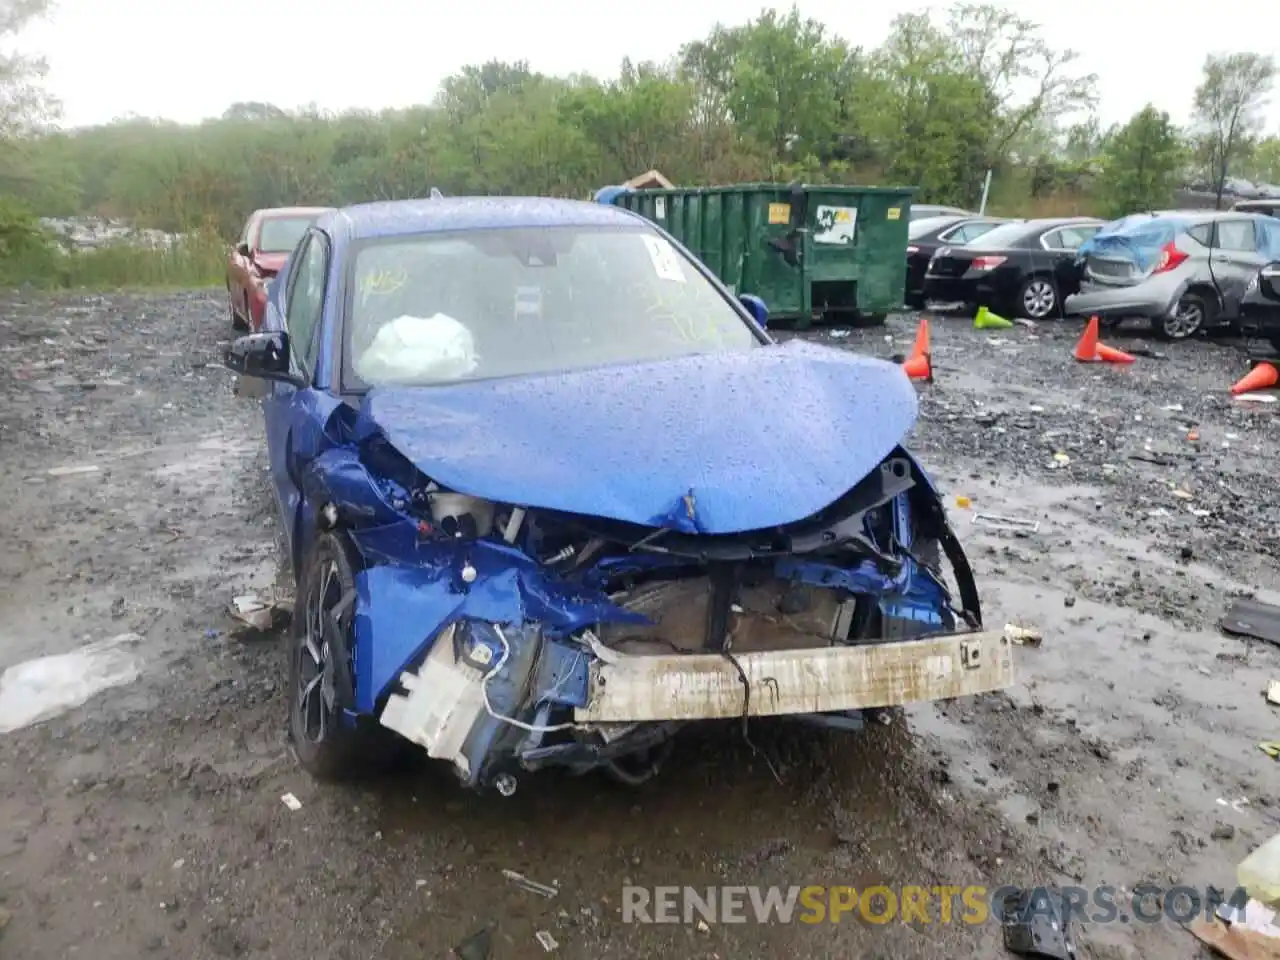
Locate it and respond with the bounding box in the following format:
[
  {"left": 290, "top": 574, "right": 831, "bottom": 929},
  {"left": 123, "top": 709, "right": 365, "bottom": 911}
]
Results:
[
  {"left": 738, "top": 293, "right": 769, "bottom": 328},
  {"left": 224, "top": 331, "right": 305, "bottom": 387},
  {"left": 1261, "top": 262, "right": 1280, "bottom": 303},
  {"left": 236, "top": 241, "right": 252, "bottom": 258}
]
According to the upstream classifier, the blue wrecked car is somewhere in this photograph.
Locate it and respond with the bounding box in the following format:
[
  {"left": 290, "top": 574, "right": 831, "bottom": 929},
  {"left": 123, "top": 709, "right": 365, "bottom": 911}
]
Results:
[{"left": 224, "top": 196, "right": 1014, "bottom": 793}]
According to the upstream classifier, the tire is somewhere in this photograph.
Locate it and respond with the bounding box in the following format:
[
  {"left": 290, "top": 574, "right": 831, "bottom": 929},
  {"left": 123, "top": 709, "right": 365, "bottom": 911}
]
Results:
[
  {"left": 1153, "top": 292, "right": 1212, "bottom": 341},
  {"left": 289, "top": 531, "right": 399, "bottom": 780},
  {"left": 229, "top": 294, "right": 248, "bottom": 332},
  {"left": 1016, "top": 275, "right": 1059, "bottom": 320}
]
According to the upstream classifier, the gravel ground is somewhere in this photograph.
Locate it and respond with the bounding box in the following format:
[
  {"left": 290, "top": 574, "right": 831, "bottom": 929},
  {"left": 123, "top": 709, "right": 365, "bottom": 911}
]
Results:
[{"left": 1, "top": 291, "right": 1278, "bottom": 960}]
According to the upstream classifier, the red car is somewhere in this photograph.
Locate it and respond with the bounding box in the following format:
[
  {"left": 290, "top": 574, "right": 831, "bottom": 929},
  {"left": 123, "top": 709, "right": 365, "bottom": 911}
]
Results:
[{"left": 226, "top": 206, "right": 332, "bottom": 331}]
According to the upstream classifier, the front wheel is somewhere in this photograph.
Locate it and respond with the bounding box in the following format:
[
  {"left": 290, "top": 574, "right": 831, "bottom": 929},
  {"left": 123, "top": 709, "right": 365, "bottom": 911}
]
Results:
[
  {"left": 289, "top": 531, "right": 399, "bottom": 780},
  {"left": 1153, "top": 292, "right": 1212, "bottom": 341}
]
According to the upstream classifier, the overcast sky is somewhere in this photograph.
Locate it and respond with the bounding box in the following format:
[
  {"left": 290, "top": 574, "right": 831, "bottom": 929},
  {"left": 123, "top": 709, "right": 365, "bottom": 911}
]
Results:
[{"left": 14, "top": 0, "right": 1280, "bottom": 133}]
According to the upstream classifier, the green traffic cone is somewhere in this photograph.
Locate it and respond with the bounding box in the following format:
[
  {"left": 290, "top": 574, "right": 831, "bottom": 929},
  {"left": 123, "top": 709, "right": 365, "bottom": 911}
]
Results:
[{"left": 974, "top": 306, "right": 1014, "bottom": 330}]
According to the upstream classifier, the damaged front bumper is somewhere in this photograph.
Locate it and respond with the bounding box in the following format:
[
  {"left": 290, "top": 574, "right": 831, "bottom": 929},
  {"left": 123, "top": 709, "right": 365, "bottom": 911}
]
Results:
[
  {"left": 375, "top": 603, "right": 1015, "bottom": 792},
  {"left": 573, "top": 627, "right": 1013, "bottom": 723}
]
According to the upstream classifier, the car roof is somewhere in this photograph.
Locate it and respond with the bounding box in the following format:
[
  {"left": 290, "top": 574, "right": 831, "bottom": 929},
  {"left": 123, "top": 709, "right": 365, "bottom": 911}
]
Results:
[
  {"left": 1017, "top": 216, "right": 1104, "bottom": 229},
  {"left": 322, "top": 197, "right": 643, "bottom": 241},
  {"left": 1132, "top": 209, "right": 1264, "bottom": 221},
  {"left": 255, "top": 206, "right": 333, "bottom": 218}
]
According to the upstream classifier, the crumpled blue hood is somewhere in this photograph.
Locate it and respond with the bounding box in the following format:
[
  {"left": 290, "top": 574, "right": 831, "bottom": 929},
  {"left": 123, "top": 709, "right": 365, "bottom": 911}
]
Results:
[{"left": 357, "top": 339, "right": 919, "bottom": 535}]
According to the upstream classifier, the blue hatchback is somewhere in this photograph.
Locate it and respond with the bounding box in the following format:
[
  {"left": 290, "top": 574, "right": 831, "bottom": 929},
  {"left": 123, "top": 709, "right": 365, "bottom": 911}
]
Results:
[{"left": 224, "top": 195, "right": 1003, "bottom": 793}]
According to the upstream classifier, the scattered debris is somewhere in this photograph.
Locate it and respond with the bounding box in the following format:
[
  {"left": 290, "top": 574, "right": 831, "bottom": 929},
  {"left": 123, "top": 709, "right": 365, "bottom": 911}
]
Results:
[
  {"left": 448, "top": 926, "right": 493, "bottom": 960},
  {"left": 1188, "top": 913, "right": 1280, "bottom": 958},
  {"left": 999, "top": 887, "right": 1076, "bottom": 959},
  {"left": 1222, "top": 599, "right": 1280, "bottom": 648},
  {"left": 47, "top": 464, "right": 100, "bottom": 477},
  {"left": 1234, "top": 393, "right": 1278, "bottom": 403},
  {"left": 280, "top": 793, "right": 302, "bottom": 812},
  {"left": 1260, "top": 742, "right": 1280, "bottom": 761},
  {"left": 228, "top": 594, "right": 291, "bottom": 634},
  {"left": 229, "top": 595, "right": 276, "bottom": 631},
  {"left": 972, "top": 512, "right": 1041, "bottom": 533},
  {"left": 502, "top": 869, "right": 558, "bottom": 899},
  {"left": 1240, "top": 833, "right": 1280, "bottom": 908},
  {"left": 1004, "top": 624, "right": 1044, "bottom": 647},
  {"left": 0, "top": 634, "right": 143, "bottom": 734},
  {"left": 1267, "top": 681, "right": 1280, "bottom": 707},
  {"left": 534, "top": 930, "right": 559, "bottom": 952}
]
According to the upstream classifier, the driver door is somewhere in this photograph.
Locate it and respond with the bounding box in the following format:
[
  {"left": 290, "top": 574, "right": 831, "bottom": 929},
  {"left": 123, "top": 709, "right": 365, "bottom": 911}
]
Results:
[{"left": 263, "top": 231, "right": 328, "bottom": 561}]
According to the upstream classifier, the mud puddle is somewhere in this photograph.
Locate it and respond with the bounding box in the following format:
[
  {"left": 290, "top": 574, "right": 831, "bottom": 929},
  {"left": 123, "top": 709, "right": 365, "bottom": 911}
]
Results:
[{"left": 0, "top": 633, "right": 142, "bottom": 733}]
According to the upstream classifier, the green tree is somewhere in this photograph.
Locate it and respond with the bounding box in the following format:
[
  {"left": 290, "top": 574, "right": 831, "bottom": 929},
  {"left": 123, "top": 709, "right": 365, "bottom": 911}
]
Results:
[
  {"left": 859, "top": 13, "right": 995, "bottom": 205},
  {"left": 1244, "top": 135, "right": 1280, "bottom": 186},
  {"left": 948, "top": 3, "right": 1097, "bottom": 162},
  {"left": 679, "top": 7, "right": 855, "bottom": 169},
  {"left": 1192, "top": 52, "right": 1277, "bottom": 206},
  {"left": 1096, "top": 105, "right": 1185, "bottom": 218}
]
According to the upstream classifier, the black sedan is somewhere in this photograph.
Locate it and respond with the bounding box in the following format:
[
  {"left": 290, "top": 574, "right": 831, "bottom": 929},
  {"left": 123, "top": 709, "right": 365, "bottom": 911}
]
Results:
[
  {"left": 922, "top": 217, "right": 1105, "bottom": 320},
  {"left": 909, "top": 204, "right": 972, "bottom": 221},
  {"left": 1238, "top": 261, "right": 1280, "bottom": 353},
  {"left": 905, "top": 215, "right": 1011, "bottom": 308}
]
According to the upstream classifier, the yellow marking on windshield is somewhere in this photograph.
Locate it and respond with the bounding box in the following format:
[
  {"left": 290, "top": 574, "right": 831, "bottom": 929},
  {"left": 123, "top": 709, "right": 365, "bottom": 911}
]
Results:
[{"left": 357, "top": 267, "right": 408, "bottom": 304}]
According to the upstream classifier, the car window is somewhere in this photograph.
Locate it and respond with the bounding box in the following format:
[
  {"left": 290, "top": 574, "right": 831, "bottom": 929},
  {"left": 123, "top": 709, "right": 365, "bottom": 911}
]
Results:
[
  {"left": 1217, "top": 220, "right": 1257, "bottom": 252},
  {"left": 259, "top": 216, "right": 320, "bottom": 253},
  {"left": 908, "top": 217, "right": 958, "bottom": 239},
  {"left": 1186, "top": 223, "right": 1213, "bottom": 246},
  {"left": 344, "top": 225, "right": 760, "bottom": 389},
  {"left": 944, "top": 222, "right": 999, "bottom": 243},
  {"left": 1043, "top": 225, "right": 1097, "bottom": 250},
  {"left": 965, "top": 221, "right": 1040, "bottom": 249},
  {"left": 285, "top": 233, "right": 328, "bottom": 375}
]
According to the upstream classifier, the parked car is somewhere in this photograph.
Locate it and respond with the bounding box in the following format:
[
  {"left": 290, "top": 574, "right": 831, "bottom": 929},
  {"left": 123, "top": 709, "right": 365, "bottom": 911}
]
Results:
[
  {"left": 909, "top": 204, "right": 972, "bottom": 222},
  {"left": 226, "top": 206, "right": 332, "bottom": 331},
  {"left": 922, "top": 217, "right": 1104, "bottom": 320},
  {"left": 1232, "top": 198, "right": 1280, "bottom": 219},
  {"left": 1064, "top": 211, "right": 1280, "bottom": 340},
  {"left": 222, "top": 196, "right": 1012, "bottom": 791},
  {"left": 905, "top": 215, "right": 1012, "bottom": 308},
  {"left": 1237, "top": 261, "right": 1280, "bottom": 352}
]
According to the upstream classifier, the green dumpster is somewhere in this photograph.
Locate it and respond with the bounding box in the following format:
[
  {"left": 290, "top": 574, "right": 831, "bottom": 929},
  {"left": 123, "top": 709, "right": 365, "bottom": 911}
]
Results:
[{"left": 607, "top": 182, "right": 916, "bottom": 326}]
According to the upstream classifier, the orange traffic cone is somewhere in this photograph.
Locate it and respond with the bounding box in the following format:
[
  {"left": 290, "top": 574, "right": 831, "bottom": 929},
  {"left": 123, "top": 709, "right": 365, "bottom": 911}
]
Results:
[
  {"left": 1095, "top": 343, "right": 1135, "bottom": 364},
  {"left": 909, "top": 315, "right": 931, "bottom": 361},
  {"left": 901, "top": 316, "right": 933, "bottom": 382},
  {"left": 1230, "top": 362, "right": 1280, "bottom": 395},
  {"left": 1073, "top": 316, "right": 1100, "bottom": 361},
  {"left": 902, "top": 353, "right": 933, "bottom": 382},
  {"left": 1073, "top": 315, "right": 1135, "bottom": 364}
]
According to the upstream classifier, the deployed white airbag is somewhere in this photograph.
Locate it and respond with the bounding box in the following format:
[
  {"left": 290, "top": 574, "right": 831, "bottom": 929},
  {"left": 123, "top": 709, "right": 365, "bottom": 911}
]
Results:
[{"left": 354, "top": 312, "right": 478, "bottom": 384}]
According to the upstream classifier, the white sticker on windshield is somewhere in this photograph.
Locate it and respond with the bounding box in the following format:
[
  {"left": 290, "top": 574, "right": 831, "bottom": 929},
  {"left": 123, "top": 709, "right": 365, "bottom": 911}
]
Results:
[
  {"left": 642, "top": 235, "right": 686, "bottom": 283},
  {"left": 514, "top": 286, "right": 542, "bottom": 321}
]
